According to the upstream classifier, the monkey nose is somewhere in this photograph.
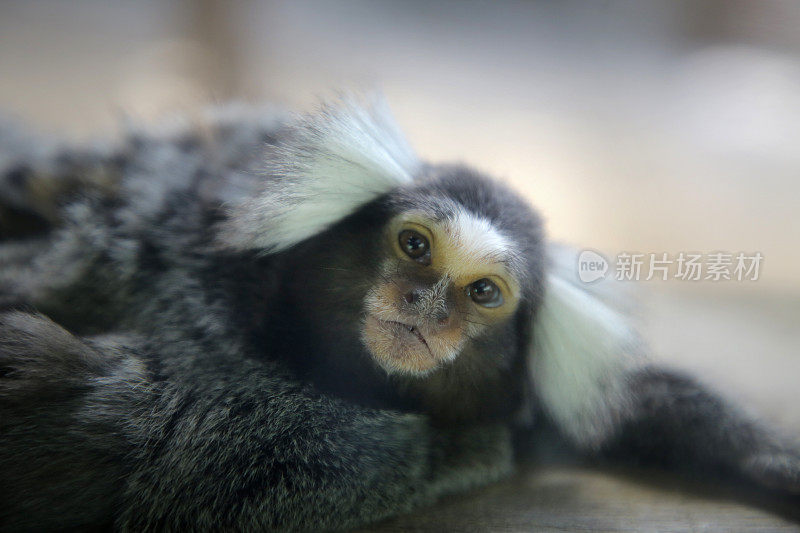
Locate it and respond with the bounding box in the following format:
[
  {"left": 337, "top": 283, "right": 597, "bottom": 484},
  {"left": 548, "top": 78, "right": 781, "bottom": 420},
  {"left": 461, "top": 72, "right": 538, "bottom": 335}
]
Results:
[
  {"left": 403, "top": 290, "right": 421, "bottom": 304},
  {"left": 399, "top": 280, "right": 455, "bottom": 325}
]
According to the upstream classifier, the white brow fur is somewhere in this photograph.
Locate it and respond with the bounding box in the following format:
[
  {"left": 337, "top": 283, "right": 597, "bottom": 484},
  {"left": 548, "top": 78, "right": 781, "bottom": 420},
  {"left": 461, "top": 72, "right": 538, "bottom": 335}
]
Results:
[
  {"left": 531, "top": 245, "right": 645, "bottom": 449},
  {"left": 446, "top": 209, "right": 514, "bottom": 261},
  {"left": 219, "top": 95, "right": 420, "bottom": 251}
]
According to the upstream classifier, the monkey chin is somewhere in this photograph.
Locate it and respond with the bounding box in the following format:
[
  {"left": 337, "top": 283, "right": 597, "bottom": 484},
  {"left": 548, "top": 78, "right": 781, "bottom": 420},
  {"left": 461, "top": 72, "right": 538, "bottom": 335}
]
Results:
[{"left": 362, "top": 315, "right": 456, "bottom": 376}]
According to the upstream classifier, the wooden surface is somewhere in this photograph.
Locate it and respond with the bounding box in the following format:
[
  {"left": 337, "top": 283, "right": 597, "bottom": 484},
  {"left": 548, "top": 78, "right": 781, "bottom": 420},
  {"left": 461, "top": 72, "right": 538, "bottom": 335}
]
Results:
[{"left": 367, "top": 464, "right": 800, "bottom": 532}]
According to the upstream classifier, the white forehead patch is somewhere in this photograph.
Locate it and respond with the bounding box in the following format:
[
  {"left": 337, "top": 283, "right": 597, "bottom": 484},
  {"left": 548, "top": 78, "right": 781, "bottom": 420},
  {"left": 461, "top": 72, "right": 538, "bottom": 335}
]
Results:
[{"left": 444, "top": 210, "right": 512, "bottom": 262}]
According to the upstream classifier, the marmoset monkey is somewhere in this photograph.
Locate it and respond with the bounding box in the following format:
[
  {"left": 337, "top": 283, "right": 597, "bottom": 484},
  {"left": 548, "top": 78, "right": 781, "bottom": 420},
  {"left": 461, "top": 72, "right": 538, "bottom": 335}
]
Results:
[{"left": 0, "top": 97, "right": 798, "bottom": 531}]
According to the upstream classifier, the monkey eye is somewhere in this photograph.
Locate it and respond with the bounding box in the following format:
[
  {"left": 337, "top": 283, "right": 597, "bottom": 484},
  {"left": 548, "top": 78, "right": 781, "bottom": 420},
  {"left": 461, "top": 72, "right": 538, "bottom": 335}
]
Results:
[
  {"left": 467, "top": 278, "right": 504, "bottom": 308},
  {"left": 398, "top": 230, "right": 431, "bottom": 265}
]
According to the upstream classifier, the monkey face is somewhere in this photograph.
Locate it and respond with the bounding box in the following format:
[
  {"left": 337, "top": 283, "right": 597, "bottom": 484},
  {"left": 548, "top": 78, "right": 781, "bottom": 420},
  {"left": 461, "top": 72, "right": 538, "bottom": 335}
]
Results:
[
  {"left": 362, "top": 209, "right": 522, "bottom": 376},
  {"left": 276, "top": 167, "right": 543, "bottom": 419}
]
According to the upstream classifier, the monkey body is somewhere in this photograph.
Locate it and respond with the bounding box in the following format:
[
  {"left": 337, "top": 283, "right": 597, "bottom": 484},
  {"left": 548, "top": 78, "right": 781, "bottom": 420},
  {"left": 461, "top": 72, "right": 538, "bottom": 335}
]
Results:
[
  {"left": 0, "top": 185, "right": 519, "bottom": 529},
  {"left": 0, "top": 104, "right": 530, "bottom": 530},
  {"left": 0, "top": 99, "right": 798, "bottom": 531}
]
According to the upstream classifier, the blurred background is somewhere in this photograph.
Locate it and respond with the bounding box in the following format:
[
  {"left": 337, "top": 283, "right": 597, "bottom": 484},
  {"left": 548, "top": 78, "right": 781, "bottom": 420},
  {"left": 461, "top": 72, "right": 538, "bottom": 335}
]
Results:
[{"left": 1, "top": 1, "right": 799, "bottom": 431}]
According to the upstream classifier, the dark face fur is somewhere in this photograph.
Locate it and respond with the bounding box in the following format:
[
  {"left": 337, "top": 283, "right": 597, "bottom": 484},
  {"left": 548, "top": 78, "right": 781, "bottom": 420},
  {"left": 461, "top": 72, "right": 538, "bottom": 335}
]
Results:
[{"left": 272, "top": 167, "right": 545, "bottom": 422}]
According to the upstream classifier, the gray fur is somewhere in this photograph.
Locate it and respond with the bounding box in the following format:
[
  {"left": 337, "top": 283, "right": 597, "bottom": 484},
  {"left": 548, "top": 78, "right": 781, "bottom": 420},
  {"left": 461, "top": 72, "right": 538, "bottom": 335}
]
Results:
[
  {"left": 0, "top": 102, "right": 517, "bottom": 530},
  {"left": 0, "top": 312, "right": 512, "bottom": 531},
  {"left": 0, "top": 99, "right": 798, "bottom": 531}
]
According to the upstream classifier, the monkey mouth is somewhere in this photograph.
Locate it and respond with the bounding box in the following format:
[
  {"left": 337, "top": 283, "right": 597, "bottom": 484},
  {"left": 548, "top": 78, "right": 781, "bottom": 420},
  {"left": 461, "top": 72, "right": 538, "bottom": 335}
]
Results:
[
  {"left": 361, "top": 315, "right": 439, "bottom": 374},
  {"left": 383, "top": 320, "right": 431, "bottom": 353}
]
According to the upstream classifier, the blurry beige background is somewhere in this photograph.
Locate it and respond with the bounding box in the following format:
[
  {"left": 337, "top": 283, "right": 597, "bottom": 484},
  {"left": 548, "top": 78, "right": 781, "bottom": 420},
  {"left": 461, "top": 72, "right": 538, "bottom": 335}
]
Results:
[{"left": 1, "top": 1, "right": 799, "bottom": 432}]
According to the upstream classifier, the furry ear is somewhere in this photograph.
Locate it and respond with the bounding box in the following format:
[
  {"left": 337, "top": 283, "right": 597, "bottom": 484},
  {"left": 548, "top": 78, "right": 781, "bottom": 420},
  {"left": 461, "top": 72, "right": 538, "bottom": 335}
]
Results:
[
  {"left": 217, "top": 95, "right": 420, "bottom": 252},
  {"left": 530, "top": 245, "right": 645, "bottom": 449}
]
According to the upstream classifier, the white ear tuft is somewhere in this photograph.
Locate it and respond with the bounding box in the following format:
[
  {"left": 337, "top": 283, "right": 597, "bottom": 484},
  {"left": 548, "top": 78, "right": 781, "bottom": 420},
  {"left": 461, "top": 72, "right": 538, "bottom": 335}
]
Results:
[
  {"left": 531, "top": 245, "right": 646, "bottom": 449},
  {"left": 218, "top": 95, "right": 420, "bottom": 252}
]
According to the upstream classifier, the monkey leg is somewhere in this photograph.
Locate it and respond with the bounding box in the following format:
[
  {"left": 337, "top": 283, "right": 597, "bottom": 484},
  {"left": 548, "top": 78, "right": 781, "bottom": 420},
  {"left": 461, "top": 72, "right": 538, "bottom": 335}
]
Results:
[
  {"left": 0, "top": 311, "right": 152, "bottom": 530},
  {"left": 118, "top": 367, "right": 514, "bottom": 531},
  {"left": 595, "top": 366, "right": 800, "bottom": 494},
  {"left": 0, "top": 310, "right": 515, "bottom": 531},
  {"left": 533, "top": 263, "right": 800, "bottom": 496}
]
